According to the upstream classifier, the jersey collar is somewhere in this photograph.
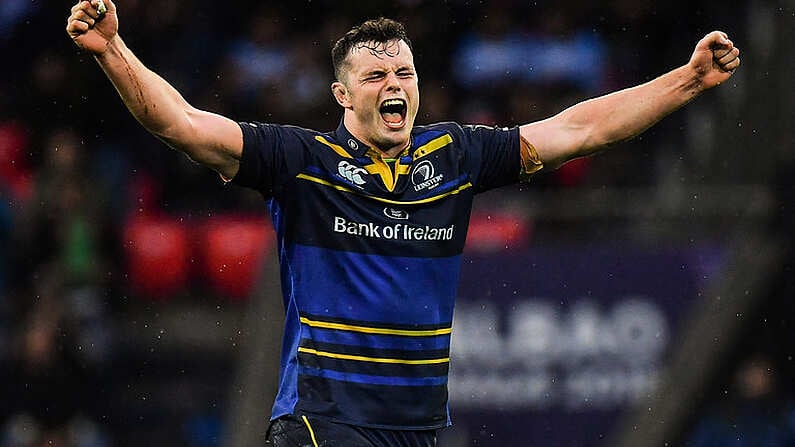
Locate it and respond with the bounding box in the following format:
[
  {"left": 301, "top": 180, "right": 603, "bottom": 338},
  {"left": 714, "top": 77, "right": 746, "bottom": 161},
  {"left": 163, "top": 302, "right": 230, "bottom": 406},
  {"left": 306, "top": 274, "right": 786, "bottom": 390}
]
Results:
[
  {"left": 335, "top": 119, "right": 371, "bottom": 158},
  {"left": 335, "top": 119, "right": 413, "bottom": 159}
]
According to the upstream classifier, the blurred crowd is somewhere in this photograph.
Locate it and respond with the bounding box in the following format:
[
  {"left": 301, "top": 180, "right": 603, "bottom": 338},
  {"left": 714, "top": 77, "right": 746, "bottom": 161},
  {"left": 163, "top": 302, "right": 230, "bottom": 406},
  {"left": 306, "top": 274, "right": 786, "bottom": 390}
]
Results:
[{"left": 3, "top": 1, "right": 792, "bottom": 446}]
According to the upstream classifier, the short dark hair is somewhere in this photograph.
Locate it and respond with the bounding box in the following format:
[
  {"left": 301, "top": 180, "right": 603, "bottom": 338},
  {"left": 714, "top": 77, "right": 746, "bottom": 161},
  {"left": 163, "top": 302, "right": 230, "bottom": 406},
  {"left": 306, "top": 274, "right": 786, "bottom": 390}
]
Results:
[{"left": 332, "top": 18, "right": 413, "bottom": 82}]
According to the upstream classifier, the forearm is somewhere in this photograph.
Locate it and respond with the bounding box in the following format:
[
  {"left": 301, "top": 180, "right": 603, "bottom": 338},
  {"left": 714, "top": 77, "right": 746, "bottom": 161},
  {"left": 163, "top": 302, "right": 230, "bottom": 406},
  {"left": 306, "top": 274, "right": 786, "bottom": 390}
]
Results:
[
  {"left": 93, "top": 35, "right": 243, "bottom": 177},
  {"left": 95, "top": 36, "right": 196, "bottom": 147},
  {"left": 521, "top": 31, "right": 738, "bottom": 169},
  {"left": 566, "top": 64, "right": 704, "bottom": 153}
]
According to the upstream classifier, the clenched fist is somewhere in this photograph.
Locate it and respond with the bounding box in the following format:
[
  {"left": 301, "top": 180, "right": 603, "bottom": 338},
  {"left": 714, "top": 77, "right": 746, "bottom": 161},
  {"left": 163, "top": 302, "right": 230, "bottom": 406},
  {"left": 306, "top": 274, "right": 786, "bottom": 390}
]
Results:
[
  {"left": 66, "top": 0, "right": 118, "bottom": 55},
  {"left": 689, "top": 31, "right": 741, "bottom": 89}
]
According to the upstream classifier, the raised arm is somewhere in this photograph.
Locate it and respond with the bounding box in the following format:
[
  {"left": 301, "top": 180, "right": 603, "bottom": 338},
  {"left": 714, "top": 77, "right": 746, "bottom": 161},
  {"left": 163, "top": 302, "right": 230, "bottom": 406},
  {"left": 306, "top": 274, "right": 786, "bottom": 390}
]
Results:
[
  {"left": 66, "top": 0, "right": 242, "bottom": 180},
  {"left": 521, "top": 31, "right": 740, "bottom": 170}
]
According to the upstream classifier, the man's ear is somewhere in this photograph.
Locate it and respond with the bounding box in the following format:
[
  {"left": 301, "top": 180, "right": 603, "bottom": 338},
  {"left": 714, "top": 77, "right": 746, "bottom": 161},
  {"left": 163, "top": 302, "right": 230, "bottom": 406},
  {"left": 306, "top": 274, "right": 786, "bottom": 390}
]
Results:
[{"left": 332, "top": 81, "right": 351, "bottom": 108}]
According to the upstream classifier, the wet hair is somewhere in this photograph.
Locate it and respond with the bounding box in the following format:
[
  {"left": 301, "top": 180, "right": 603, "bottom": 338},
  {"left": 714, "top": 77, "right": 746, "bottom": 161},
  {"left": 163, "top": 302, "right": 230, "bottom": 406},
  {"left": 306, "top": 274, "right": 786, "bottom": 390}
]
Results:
[{"left": 332, "top": 17, "right": 413, "bottom": 82}]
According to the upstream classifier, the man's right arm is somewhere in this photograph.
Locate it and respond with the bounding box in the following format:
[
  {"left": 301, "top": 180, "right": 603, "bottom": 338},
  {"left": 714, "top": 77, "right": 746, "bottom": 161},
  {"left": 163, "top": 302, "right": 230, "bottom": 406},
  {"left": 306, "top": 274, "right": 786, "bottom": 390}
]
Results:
[{"left": 66, "top": 0, "right": 242, "bottom": 180}]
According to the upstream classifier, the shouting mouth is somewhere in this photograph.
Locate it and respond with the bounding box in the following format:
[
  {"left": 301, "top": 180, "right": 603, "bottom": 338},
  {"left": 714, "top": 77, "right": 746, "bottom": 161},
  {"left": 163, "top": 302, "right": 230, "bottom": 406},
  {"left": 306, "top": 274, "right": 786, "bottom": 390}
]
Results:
[{"left": 379, "top": 98, "right": 407, "bottom": 129}]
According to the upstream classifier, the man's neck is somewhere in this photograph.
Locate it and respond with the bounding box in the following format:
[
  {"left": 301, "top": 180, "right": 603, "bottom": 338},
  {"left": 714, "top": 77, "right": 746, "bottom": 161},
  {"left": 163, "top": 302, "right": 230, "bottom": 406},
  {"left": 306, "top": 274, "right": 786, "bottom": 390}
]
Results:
[
  {"left": 343, "top": 118, "right": 409, "bottom": 158},
  {"left": 375, "top": 140, "right": 411, "bottom": 159}
]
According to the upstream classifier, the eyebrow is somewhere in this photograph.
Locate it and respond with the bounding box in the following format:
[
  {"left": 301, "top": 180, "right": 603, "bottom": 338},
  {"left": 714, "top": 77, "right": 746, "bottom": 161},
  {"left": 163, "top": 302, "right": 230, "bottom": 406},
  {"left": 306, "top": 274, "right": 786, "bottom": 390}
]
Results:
[
  {"left": 362, "top": 70, "right": 386, "bottom": 79},
  {"left": 362, "top": 66, "right": 414, "bottom": 77}
]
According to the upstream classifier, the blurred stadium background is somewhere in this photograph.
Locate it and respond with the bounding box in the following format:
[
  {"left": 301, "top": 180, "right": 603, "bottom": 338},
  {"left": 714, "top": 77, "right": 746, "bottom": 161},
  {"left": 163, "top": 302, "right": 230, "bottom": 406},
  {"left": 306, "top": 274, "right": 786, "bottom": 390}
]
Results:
[{"left": 1, "top": 0, "right": 793, "bottom": 446}]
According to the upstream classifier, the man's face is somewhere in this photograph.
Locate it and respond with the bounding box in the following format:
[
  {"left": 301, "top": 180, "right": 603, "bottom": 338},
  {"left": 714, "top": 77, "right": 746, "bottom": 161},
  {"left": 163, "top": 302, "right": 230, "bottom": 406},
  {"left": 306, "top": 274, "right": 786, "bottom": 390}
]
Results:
[{"left": 334, "top": 39, "right": 419, "bottom": 154}]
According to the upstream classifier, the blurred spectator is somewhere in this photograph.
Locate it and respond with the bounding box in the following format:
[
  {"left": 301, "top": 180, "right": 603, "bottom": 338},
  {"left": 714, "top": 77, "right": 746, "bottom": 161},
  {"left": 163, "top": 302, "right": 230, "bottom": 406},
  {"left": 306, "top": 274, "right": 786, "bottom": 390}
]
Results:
[
  {"left": 1, "top": 127, "right": 114, "bottom": 446},
  {"left": 1, "top": 264, "right": 111, "bottom": 447},
  {"left": 13, "top": 129, "right": 110, "bottom": 287},
  {"left": 0, "top": 121, "right": 32, "bottom": 203},
  {"left": 686, "top": 353, "right": 795, "bottom": 447},
  {"left": 452, "top": 9, "right": 607, "bottom": 92},
  {"left": 0, "top": 182, "right": 13, "bottom": 300},
  {"left": 223, "top": 9, "right": 292, "bottom": 118}
]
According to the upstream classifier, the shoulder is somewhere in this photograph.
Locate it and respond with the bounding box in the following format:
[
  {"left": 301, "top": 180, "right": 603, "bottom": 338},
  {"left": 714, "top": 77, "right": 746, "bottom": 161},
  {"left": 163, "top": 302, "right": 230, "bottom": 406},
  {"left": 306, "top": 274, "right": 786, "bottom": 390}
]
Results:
[
  {"left": 414, "top": 121, "right": 516, "bottom": 139},
  {"left": 411, "top": 122, "right": 516, "bottom": 156},
  {"left": 412, "top": 121, "right": 465, "bottom": 146},
  {"left": 414, "top": 122, "right": 518, "bottom": 152},
  {"left": 240, "top": 121, "right": 322, "bottom": 139},
  {"left": 413, "top": 121, "right": 465, "bottom": 136},
  {"left": 237, "top": 122, "right": 327, "bottom": 154}
]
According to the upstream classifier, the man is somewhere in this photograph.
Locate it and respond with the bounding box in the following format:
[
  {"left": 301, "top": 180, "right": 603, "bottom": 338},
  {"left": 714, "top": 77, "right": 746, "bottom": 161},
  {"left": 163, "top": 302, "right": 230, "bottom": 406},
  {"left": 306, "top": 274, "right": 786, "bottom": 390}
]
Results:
[{"left": 66, "top": 2, "right": 740, "bottom": 446}]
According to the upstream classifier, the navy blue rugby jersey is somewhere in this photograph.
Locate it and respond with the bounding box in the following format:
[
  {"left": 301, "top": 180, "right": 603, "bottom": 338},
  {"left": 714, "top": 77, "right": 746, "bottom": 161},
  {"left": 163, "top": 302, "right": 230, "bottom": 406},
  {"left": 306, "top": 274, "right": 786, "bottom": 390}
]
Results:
[{"left": 232, "top": 120, "right": 534, "bottom": 430}]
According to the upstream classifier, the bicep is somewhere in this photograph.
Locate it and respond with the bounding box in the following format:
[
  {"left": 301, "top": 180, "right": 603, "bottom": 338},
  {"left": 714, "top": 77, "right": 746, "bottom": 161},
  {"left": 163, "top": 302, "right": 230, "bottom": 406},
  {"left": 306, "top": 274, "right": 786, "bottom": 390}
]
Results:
[
  {"left": 519, "top": 113, "right": 590, "bottom": 171},
  {"left": 173, "top": 108, "right": 243, "bottom": 180}
]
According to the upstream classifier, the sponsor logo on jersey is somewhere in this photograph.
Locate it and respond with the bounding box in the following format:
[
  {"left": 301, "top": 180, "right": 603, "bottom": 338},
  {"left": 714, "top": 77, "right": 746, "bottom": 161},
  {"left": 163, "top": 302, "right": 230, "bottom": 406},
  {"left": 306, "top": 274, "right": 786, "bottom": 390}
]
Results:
[
  {"left": 337, "top": 161, "right": 367, "bottom": 185},
  {"left": 383, "top": 207, "right": 410, "bottom": 220},
  {"left": 411, "top": 160, "right": 443, "bottom": 191},
  {"left": 333, "top": 216, "right": 454, "bottom": 241}
]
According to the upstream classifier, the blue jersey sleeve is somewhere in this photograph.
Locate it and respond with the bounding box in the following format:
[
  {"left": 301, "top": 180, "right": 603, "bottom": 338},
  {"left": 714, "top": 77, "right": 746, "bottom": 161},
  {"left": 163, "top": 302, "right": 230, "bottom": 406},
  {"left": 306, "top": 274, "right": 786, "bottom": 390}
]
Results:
[
  {"left": 457, "top": 124, "right": 522, "bottom": 193},
  {"left": 232, "top": 122, "right": 310, "bottom": 198}
]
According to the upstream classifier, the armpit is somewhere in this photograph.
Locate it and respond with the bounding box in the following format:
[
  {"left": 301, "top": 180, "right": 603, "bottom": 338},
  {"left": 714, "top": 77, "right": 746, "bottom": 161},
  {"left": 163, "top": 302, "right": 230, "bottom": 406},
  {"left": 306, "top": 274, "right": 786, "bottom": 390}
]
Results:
[{"left": 519, "top": 135, "right": 544, "bottom": 180}]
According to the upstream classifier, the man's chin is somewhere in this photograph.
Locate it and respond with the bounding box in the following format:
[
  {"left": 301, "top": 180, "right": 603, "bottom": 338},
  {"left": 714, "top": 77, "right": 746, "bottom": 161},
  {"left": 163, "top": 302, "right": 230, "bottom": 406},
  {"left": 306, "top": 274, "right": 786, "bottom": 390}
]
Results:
[{"left": 374, "top": 132, "right": 410, "bottom": 153}]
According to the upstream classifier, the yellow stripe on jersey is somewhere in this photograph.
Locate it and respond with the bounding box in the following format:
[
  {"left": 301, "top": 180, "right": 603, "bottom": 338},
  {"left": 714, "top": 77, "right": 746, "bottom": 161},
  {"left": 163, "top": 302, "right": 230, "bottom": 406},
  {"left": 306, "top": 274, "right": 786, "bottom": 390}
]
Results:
[
  {"left": 301, "top": 416, "right": 319, "bottom": 447},
  {"left": 298, "top": 347, "right": 450, "bottom": 365},
  {"left": 363, "top": 158, "right": 396, "bottom": 192},
  {"left": 363, "top": 147, "right": 412, "bottom": 192},
  {"left": 413, "top": 134, "right": 453, "bottom": 159},
  {"left": 300, "top": 316, "right": 452, "bottom": 336},
  {"left": 295, "top": 173, "right": 472, "bottom": 205},
  {"left": 315, "top": 135, "right": 353, "bottom": 158},
  {"left": 395, "top": 159, "right": 412, "bottom": 176}
]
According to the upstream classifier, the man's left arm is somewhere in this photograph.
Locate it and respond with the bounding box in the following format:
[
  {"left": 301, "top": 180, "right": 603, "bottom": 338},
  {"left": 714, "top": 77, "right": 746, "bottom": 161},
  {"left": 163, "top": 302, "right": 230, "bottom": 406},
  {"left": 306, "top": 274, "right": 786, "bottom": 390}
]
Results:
[{"left": 520, "top": 31, "right": 740, "bottom": 170}]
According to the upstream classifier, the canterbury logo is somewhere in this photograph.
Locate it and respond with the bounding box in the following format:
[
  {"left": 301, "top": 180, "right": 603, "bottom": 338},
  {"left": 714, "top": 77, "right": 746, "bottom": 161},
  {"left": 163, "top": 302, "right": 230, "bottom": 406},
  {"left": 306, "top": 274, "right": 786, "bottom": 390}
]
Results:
[{"left": 337, "top": 161, "right": 367, "bottom": 185}]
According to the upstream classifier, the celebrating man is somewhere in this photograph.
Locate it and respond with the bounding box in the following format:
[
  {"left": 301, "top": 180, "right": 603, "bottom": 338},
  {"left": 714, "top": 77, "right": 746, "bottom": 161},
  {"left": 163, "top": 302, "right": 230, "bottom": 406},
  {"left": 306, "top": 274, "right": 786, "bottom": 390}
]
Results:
[{"left": 67, "top": 1, "right": 740, "bottom": 446}]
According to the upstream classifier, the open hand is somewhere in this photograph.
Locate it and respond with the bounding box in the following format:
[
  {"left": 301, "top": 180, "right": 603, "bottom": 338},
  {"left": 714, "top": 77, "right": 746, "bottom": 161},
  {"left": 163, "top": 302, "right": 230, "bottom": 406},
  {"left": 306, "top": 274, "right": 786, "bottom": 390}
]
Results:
[
  {"left": 66, "top": 0, "right": 118, "bottom": 55},
  {"left": 689, "top": 31, "right": 740, "bottom": 89}
]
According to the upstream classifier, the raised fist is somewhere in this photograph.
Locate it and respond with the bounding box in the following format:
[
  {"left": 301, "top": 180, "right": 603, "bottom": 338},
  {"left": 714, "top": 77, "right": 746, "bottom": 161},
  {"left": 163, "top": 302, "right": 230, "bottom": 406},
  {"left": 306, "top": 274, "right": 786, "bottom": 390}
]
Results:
[
  {"left": 66, "top": 0, "right": 118, "bottom": 55},
  {"left": 689, "top": 31, "right": 741, "bottom": 89}
]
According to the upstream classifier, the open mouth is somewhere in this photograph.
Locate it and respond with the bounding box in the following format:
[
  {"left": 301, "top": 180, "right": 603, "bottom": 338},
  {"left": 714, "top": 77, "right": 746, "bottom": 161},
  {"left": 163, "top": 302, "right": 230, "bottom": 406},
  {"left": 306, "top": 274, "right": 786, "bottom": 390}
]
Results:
[{"left": 379, "top": 98, "right": 407, "bottom": 129}]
